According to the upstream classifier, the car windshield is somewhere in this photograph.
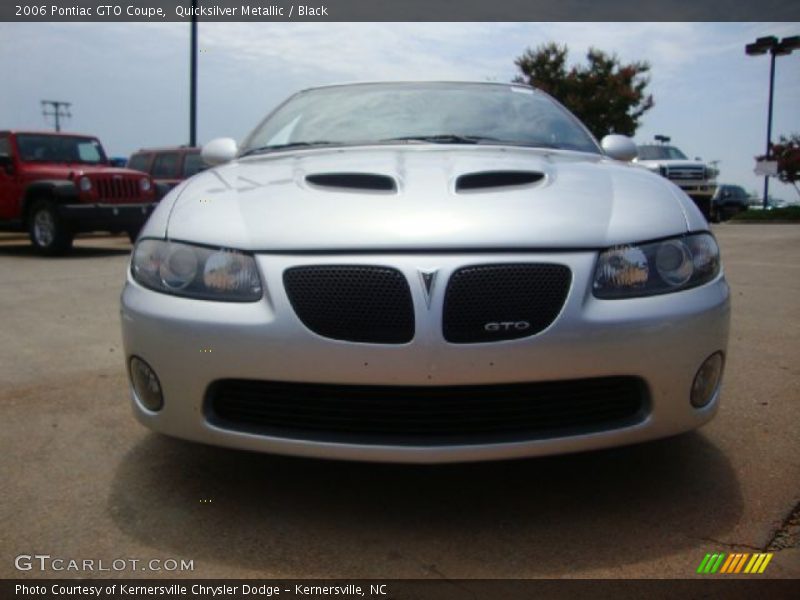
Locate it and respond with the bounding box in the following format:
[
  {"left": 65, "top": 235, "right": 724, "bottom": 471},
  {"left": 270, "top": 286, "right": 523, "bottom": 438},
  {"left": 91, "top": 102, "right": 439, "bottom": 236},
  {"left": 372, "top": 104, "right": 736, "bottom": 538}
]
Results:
[
  {"left": 637, "top": 145, "right": 688, "bottom": 160},
  {"left": 16, "top": 134, "right": 107, "bottom": 164},
  {"left": 240, "top": 82, "right": 601, "bottom": 155}
]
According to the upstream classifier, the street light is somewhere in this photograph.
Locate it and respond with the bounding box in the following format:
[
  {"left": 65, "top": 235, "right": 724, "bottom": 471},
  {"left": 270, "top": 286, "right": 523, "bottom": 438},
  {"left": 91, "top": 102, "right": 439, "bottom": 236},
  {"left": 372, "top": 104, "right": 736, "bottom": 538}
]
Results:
[
  {"left": 745, "top": 35, "right": 800, "bottom": 208},
  {"left": 189, "top": 0, "right": 198, "bottom": 147}
]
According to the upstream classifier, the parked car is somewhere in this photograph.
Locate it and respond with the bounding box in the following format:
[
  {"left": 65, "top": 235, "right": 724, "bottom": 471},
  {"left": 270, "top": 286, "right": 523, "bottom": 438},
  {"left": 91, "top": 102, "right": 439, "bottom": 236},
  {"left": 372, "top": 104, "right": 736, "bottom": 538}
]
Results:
[
  {"left": 121, "top": 82, "right": 730, "bottom": 463},
  {"left": 127, "top": 146, "right": 204, "bottom": 198},
  {"left": 710, "top": 184, "right": 751, "bottom": 222},
  {"left": 0, "top": 130, "right": 157, "bottom": 254},
  {"left": 634, "top": 144, "right": 717, "bottom": 220}
]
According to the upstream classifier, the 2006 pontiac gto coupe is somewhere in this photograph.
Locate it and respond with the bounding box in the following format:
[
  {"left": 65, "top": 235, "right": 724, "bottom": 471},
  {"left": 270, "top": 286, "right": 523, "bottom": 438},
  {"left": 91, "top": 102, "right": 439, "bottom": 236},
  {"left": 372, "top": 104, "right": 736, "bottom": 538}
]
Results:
[{"left": 120, "top": 82, "right": 730, "bottom": 463}]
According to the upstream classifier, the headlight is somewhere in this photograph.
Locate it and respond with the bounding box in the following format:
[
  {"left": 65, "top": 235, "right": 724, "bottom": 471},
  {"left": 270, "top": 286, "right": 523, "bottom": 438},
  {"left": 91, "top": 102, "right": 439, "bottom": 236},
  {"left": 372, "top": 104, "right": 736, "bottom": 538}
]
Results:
[
  {"left": 139, "top": 177, "right": 152, "bottom": 192},
  {"left": 132, "top": 239, "right": 262, "bottom": 301},
  {"left": 79, "top": 176, "right": 92, "bottom": 192},
  {"left": 593, "top": 233, "right": 720, "bottom": 299}
]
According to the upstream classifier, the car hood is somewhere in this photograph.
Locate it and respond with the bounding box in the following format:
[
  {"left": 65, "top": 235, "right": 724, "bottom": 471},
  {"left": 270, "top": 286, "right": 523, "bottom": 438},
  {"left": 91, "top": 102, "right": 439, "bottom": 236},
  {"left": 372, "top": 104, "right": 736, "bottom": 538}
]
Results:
[{"left": 164, "top": 146, "right": 691, "bottom": 251}]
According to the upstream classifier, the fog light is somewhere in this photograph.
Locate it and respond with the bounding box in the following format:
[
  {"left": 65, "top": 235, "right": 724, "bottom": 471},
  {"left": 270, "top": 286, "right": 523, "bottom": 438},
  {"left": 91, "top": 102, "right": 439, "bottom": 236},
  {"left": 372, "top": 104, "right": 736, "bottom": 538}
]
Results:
[
  {"left": 691, "top": 352, "right": 724, "bottom": 408},
  {"left": 129, "top": 356, "right": 163, "bottom": 411}
]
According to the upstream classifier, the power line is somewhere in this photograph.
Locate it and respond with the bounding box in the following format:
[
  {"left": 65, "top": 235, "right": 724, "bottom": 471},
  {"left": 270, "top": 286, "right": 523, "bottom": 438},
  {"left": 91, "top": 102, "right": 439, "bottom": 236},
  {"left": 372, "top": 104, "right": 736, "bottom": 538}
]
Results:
[{"left": 41, "top": 100, "right": 72, "bottom": 132}]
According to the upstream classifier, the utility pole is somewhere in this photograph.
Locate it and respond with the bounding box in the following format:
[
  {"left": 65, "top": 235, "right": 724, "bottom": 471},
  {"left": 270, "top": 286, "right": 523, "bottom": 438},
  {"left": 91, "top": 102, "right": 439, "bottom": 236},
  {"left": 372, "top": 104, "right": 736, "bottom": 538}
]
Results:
[
  {"left": 41, "top": 100, "right": 71, "bottom": 132},
  {"left": 745, "top": 35, "right": 800, "bottom": 208},
  {"left": 189, "top": 0, "right": 198, "bottom": 147}
]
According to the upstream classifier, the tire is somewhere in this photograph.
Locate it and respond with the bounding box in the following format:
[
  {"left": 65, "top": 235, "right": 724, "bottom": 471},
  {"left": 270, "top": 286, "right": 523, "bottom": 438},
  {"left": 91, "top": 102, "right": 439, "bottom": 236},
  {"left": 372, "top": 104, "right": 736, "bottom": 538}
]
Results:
[
  {"left": 719, "top": 205, "right": 739, "bottom": 222},
  {"left": 28, "top": 199, "right": 73, "bottom": 255}
]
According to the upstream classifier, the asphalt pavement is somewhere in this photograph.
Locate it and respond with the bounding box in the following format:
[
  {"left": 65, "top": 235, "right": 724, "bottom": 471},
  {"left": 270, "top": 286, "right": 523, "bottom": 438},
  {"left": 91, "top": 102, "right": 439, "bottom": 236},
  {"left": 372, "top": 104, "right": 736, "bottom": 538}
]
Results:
[{"left": 1, "top": 225, "right": 798, "bottom": 579}]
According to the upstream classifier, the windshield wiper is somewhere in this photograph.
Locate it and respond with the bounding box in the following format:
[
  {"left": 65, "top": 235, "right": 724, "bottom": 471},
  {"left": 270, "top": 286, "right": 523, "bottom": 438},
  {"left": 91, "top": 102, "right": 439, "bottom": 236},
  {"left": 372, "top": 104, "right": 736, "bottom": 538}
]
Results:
[
  {"left": 240, "top": 141, "right": 336, "bottom": 157},
  {"left": 380, "top": 134, "right": 502, "bottom": 145}
]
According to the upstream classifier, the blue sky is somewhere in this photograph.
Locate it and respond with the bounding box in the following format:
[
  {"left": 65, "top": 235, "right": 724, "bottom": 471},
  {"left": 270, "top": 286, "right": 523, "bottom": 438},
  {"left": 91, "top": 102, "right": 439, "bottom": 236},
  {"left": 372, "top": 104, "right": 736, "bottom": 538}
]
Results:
[{"left": 1, "top": 22, "right": 798, "bottom": 200}]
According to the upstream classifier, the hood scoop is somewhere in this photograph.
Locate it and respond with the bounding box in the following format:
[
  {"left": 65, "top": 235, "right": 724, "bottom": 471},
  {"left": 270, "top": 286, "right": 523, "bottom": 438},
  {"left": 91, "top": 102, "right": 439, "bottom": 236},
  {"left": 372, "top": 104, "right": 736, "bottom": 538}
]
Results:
[
  {"left": 305, "top": 172, "right": 397, "bottom": 193},
  {"left": 456, "top": 170, "right": 545, "bottom": 192}
]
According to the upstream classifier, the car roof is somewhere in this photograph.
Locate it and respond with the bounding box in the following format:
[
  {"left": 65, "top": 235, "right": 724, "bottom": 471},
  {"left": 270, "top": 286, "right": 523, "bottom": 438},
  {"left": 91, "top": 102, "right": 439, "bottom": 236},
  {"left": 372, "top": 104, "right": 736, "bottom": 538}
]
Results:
[
  {"left": 637, "top": 144, "right": 680, "bottom": 149},
  {"left": 2, "top": 130, "right": 100, "bottom": 138},
  {"left": 296, "top": 80, "right": 539, "bottom": 93}
]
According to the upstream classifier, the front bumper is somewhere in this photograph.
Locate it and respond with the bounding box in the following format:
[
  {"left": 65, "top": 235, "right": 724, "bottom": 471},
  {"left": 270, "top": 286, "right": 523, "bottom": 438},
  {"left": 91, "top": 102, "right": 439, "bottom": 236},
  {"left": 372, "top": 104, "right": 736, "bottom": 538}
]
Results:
[
  {"left": 59, "top": 202, "right": 157, "bottom": 232},
  {"left": 120, "top": 251, "right": 731, "bottom": 463},
  {"left": 675, "top": 183, "right": 714, "bottom": 197}
]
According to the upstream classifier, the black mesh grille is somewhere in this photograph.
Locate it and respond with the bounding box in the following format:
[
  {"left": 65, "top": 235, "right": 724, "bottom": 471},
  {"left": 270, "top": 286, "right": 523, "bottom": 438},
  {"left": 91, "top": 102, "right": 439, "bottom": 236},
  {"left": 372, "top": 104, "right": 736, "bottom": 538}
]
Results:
[
  {"left": 443, "top": 264, "right": 571, "bottom": 343},
  {"left": 284, "top": 265, "right": 414, "bottom": 344},
  {"left": 207, "top": 377, "right": 647, "bottom": 445}
]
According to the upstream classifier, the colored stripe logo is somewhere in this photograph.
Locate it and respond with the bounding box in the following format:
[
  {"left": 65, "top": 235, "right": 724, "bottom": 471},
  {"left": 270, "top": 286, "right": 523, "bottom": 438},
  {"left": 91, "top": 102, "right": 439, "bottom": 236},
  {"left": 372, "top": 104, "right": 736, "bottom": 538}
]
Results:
[{"left": 697, "top": 552, "right": 773, "bottom": 574}]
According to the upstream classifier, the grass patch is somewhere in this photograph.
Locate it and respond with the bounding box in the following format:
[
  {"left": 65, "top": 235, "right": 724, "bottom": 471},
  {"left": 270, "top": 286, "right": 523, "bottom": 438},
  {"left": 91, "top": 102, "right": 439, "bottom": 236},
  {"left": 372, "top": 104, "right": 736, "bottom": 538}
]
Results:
[{"left": 730, "top": 206, "right": 800, "bottom": 221}]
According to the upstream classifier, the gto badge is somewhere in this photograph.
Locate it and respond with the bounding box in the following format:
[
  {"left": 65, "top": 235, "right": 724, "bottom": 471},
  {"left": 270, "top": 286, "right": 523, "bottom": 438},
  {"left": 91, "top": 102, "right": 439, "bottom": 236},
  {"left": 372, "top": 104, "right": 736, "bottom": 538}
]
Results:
[
  {"left": 418, "top": 269, "right": 438, "bottom": 308},
  {"left": 485, "top": 321, "right": 531, "bottom": 332}
]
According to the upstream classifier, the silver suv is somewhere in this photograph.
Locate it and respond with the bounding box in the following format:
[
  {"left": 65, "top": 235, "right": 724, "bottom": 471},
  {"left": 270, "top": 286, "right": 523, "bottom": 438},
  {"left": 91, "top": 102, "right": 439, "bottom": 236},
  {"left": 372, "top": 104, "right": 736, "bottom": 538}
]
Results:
[{"left": 634, "top": 144, "right": 717, "bottom": 219}]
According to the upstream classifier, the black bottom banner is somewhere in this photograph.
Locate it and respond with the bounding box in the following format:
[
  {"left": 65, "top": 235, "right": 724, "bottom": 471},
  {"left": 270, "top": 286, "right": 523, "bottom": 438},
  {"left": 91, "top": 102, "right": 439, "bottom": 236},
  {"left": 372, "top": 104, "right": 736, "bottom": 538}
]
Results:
[{"left": 4, "top": 579, "right": 799, "bottom": 600}]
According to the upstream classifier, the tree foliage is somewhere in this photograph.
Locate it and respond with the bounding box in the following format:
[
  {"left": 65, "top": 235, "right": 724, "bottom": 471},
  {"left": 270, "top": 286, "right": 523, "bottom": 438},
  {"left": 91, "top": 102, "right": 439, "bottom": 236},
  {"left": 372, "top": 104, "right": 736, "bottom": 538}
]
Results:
[
  {"left": 762, "top": 134, "right": 800, "bottom": 197},
  {"left": 513, "top": 42, "right": 654, "bottom": 140}
]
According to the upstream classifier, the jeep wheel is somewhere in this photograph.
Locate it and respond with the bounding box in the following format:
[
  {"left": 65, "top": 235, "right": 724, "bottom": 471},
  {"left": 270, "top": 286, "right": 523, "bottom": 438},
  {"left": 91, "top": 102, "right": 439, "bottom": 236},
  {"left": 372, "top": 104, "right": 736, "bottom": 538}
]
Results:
[{"left": 29, "top": 200, "right": 73, "bottom": 255}]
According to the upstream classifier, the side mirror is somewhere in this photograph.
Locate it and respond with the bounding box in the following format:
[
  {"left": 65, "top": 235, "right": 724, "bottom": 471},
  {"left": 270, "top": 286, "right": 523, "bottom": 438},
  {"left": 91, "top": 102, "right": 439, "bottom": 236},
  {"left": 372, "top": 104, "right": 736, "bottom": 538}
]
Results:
[
  {"left": 601, "top": 135, "right": 637, "bottom": 162},
  {"left": 201, "top": 138, "right": 238, "bottom": 166}
]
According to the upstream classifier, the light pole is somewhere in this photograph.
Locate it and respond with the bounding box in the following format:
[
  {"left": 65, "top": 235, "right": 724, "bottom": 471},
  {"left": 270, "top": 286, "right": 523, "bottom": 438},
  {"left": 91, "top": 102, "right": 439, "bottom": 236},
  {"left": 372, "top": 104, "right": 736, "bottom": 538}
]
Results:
[
  {"left": 745, "top": 35, "right": 800, "bottom": 208},
  {"left": 190, "top": 0, "right": 198, "bottom": 147}
]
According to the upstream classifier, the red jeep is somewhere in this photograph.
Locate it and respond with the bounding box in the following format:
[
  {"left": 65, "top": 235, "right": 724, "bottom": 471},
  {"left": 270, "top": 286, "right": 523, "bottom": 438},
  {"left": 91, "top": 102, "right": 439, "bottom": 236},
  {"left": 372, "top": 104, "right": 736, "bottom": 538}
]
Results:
[{"left": 0, "top": 130, "right": 157, "bottom": 254}]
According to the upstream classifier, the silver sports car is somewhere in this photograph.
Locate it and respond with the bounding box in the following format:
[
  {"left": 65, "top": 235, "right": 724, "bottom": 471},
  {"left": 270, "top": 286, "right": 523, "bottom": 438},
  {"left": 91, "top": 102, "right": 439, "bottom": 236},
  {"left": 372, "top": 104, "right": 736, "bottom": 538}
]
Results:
[{"left": 120, "top": 82, "right": 730, "bottom": 463}]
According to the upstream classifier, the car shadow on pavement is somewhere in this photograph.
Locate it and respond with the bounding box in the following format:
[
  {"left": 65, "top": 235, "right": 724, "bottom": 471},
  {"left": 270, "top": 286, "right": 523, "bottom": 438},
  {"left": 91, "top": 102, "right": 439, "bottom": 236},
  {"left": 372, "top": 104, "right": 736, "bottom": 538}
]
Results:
[
  {"left": 108, "top": 432, "right": 743, "bottom": 577},
  {"left": 0, "top": 242, "right": 131, "bottom": 258}
]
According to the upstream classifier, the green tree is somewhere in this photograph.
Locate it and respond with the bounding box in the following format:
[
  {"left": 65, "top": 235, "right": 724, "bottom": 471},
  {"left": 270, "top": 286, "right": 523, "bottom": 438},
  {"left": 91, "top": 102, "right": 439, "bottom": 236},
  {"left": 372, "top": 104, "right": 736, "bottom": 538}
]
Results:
[{"left": 513, "top": 42, "right": 654, "bottom": 140}]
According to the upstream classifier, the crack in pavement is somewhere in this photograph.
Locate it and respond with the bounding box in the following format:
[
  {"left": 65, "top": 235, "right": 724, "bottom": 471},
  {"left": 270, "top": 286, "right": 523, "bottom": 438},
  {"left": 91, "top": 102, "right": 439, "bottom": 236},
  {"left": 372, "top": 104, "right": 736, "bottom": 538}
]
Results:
[
  {"left": 699, "top": 499, "right": 800, "bottom": 553},
  {"left": 698, "top": 537, "right": 763, "bottom": 552},
  {"left": 766, "top": 500, "right": 800, "bottom": 551}
]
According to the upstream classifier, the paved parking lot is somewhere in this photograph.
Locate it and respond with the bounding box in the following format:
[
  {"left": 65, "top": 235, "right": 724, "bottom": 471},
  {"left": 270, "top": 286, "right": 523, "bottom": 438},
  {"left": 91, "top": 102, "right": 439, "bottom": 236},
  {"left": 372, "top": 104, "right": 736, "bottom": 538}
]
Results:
[{"left": 1, "top": 225, "right": 798, "bottom": 579}]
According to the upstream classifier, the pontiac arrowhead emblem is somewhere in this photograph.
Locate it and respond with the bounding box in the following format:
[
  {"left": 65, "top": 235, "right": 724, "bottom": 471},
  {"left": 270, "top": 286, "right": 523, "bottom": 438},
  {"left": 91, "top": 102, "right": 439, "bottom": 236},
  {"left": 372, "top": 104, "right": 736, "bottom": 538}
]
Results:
[{"left": 418, "top": 269, "right": 438, "bottom": 308}]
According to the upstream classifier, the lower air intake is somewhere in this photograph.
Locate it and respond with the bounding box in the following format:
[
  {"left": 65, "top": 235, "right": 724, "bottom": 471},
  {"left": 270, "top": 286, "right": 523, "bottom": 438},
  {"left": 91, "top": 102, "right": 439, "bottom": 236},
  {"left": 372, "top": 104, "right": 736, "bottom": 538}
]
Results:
[{"left": 207, "top": 377, "right": 647, "bottom": 445}]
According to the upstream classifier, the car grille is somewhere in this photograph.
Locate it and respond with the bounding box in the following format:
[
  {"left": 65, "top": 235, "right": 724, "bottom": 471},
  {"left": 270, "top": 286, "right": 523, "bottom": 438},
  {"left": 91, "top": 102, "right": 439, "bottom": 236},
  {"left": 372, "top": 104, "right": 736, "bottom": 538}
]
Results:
[
  {"left": 95, "top": 176, "right": 141, "bottom": 200},
  {"left": 206, "top": 377, "right": 647, "bottom": 445},
  {"left": 283, "top": 265, "right": 415, "bottom": 344},
  {"left": 665, "top": 166, "right": 705, "bottom": 181},
  {"left": 443, "top": 264, "right": 571, "bottom": 343}
]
